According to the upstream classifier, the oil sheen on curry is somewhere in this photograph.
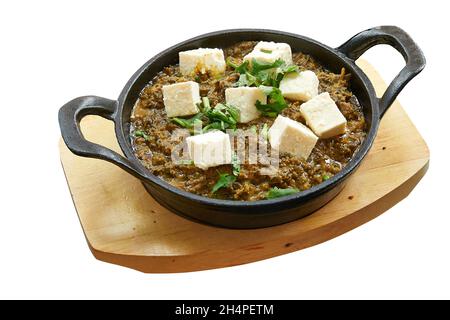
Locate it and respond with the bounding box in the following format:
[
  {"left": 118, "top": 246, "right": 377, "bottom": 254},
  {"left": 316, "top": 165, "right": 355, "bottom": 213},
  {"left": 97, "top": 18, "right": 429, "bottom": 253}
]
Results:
[{"left": 131, "top": 41, "right": 366, "bottom": 201}]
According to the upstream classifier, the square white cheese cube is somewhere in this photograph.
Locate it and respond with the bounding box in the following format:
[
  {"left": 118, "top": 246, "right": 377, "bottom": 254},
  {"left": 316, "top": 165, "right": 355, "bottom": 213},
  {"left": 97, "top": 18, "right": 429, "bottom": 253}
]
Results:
[
  {"left": 243, "top": 41, "right": 293, "bottom": 65},
  {"left": 162, "top": 81, "right": 201, "bottom": 118},
  {"left": 280, "top": 70, "right": 319, "bottom": 101},
  {"left": 300, "top": 92, "right": 347, "bottom": 138},
  {"left": 179, "top": 48, "right": 226, "bottom": 76},
  {"left": 268, "top": 115, "right": 318, "bottom": 159},
  {"left": 225, "top": 87, "right": 267, "bottom": 123},
  {"left": 186, "top": 131, "right": 232, "bottom": 170}
]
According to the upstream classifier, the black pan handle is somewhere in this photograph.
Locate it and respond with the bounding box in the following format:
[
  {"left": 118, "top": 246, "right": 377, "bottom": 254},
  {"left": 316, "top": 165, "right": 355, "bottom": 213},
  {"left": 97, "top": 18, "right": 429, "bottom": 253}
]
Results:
[
  {"left": 337, "top": 26, "right": 425, "bottom": 117},
  {"left": 58, "top": 96, "right": 148, "bottom": 179}
]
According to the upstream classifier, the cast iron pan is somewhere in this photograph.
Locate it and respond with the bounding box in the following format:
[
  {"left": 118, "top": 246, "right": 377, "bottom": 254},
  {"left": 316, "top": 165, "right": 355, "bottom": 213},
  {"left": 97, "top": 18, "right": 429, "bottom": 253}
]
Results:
[{"left": 59, "top": 26, "right": 425, "bottom": 229}]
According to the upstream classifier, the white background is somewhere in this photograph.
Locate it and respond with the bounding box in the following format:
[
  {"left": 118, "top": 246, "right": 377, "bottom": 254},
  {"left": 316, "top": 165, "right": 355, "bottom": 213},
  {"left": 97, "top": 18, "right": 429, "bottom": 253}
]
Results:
[{"left": 1, "top": 0, "right": 449, "bottom": 299}]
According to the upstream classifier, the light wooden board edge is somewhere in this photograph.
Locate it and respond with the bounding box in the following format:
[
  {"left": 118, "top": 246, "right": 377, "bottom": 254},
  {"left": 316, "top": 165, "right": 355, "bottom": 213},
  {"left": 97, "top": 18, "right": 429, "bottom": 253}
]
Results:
[{"left": 86, "top": 163, "right": 428, "bottom": 273}]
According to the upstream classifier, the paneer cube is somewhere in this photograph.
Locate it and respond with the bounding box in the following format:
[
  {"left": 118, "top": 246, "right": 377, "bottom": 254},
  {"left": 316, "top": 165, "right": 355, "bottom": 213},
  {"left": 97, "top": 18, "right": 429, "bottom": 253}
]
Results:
[
  {"left": 179, "top": 48, "right": 226, "bottom": 76},
  {"left": 225, "top": 87, "right": 267, "bottom": 123},
  {"left": 162, "top": 81, "right": 201, "bottom": 118},
  {"left": 186, "top": 131, "right": 232, "bottom": 170},
  {"left": 243, "top": 41, "right": 293, "bottom": 65},
  {"left": 279, "top": 70, "right": 319, "bottom": 101},
  {"left": 300, "top": 92, "right": 347, "bottom": 138},
  {"left": 268, "top": 115, "right": 318, "bottom": 159}
]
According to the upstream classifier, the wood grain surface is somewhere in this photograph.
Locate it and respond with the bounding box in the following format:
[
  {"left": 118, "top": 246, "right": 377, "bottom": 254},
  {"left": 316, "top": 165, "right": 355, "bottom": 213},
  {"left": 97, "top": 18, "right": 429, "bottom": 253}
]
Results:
[{"left": 59, "top": 60, "right": 429, "bottom": 273}]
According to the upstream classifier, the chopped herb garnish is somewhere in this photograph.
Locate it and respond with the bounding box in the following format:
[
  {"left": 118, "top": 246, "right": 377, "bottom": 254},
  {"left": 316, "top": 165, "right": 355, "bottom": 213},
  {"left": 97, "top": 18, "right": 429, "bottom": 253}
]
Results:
[
  {"left": 231, "top": 153, "right": 240, "bottom": 176},
  {"left": 226, "top": 57, "right": 249, "bottom": 74},
  {"left": 251, "top": 59, "right": 284, "bottom": 74},
  {"left": 235, "top": 73, "right": 251, "bottom": 87},
  {"left": 281, "top": 64, "right": 299, "bottom": 74},
  {"left": 226, "top": 57, "right": 240, "bottom": 69},
  {"left": 212, "top": 173, "right": 236, "bottom": 193},
  {"left": 134, "top": 130, "right": 149, "bottom": 141},
  {"left": 228, "top": 58, "right": 298, "bottom": 88},
  {"left": 203, "top": 121, "right": 227, "bottom": 132},
  {"left": 171, "top": 113, "right": 203, "bottom": 130},
  {"left": 200, "top": 97, "right": 211, "bottom": 113},
  {"left": 260, "top": 49, "right": 272, "bottom": 54},
  {"left": 322, "top": 175, "right": 330, "bottom": 181},
  {"left": 244, "top": 72, "right": 259, "bottom": 86},
  {"left": 209, "top": 103, "right": 239, "bottom": 125},
  {"left": 171, "top": 98, "right": 240, "bottom": 134},
  {"left": 255, "top": 86, "right": 288, "bottom": 117},
  {"left": 203, "top": 103, "right": 240, "bottom": 132},
  {"left": 266, "top": 187, "right": 299, "bottom": 199}
]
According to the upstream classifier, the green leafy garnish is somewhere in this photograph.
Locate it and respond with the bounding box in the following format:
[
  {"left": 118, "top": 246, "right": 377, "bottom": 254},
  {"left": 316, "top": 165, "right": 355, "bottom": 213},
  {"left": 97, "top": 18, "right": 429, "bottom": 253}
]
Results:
[
  {"left": 322, "top": 175, "right": 330, "bottom": 181},
  {"left": 199, "top": 97, "right": 211, "bottom": 113},
  {"left": 202, "top": 103, "right": 240, "bottom": 132},
  {"left": 202, "top": 121, "right": 227, "bottom": 132},
  {"left": 260, "top": 49, "right": 272, "bottom": 54},
  {"left": 231, "top": 153, "right": 240, "bottom": 176},
  {"left": 251, "top": 59, "right": 284, "bottom": 74},
  {"left": 266, "top": 187, "right": 299, "bottom": 199},
  {"left": 281, "top": 64, "right": 299, "bottom": 74},
  {"left": 229, "top": 58, "right": 298, "bottom": 88},
  {"left": 171, "top": 113, "right": 203, "bottom": 129},
  {"left": 235, "top": 73, "right": 251, "bottom": 87},
  {"left": 255, "top": 86, "right": 288, "bottom": 117},
  {"left": 212, "top": 173, "right": 236, "bottom": 193},
  {"left": 226, "top": 57, "right": 249, "bottom": 74},
  {"left": 209, "top": 103, "right": 239, "bottom": 125},
  {"left": 134, "top": 130, "right": 149, "bottom": 141},
  {"left": 171, "top": 98, "right": 240, "bottom": 134},
  {"left": 171, "top": 117, "right": 202, "bottom": 129}
]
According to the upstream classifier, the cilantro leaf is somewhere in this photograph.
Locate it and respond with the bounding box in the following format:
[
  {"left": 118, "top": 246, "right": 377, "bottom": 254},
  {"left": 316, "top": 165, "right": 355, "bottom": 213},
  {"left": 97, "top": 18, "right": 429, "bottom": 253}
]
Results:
[
  {"left": 228, "top": 58, "right": 298, "bottom": 88},
  {"left": 231, "top": 153, "right": 240, "bottom": 176},
  {"left": 199, "top": 103, "right": 240, "bottom": 132},
  {"left": 203, "top": 121, "right": 228, "bottom": 132},
  {"left": 251, "top": 58, "right": 284, "bottom": 74},
  {"left": 226, "top": 57, "right": 249, "bottom": 74},
  {"left": 245, "top": 72, "right": 259, "bottom": 86},
  {"left": 235, "top": 74, "right": 249, "bottom": 87},
  {"left": 134, "top": 130, "right": 149, "bottom": 141},
  {"left": 199, "top": 96, "right": 211, "bottom": 113},
  {"left": 235, "top": 72, "right": 260, "bottom": 87},
  {"left": 212, "top": 173, "right": 236, "bottom": 193},
  {"left": 281, "top": 64, "right": 299, "bottom": 74},
  {"left": 171, "top": 113, "right": 203, "bottom": 129},
  {"left": 226, "top": 57, "right": 240, "bottom": 69},
  {"left": 171, "top": 98, "right": 240, "bottom": 134},
  {"left": 255, "top": 86, "right": 288, "bottom": 117},
  {"left": 266, "top": 187, "right": 299, "bottom": 199},
  {"left": 272, "top": 64, "right": 299, "bottom": 87}
]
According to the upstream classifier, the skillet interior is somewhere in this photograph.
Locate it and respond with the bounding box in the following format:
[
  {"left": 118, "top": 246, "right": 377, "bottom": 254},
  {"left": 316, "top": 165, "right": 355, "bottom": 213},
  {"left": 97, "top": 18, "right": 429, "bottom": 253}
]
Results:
[{"left": 117, "top": 29, "right": 377, "bottom": 192}]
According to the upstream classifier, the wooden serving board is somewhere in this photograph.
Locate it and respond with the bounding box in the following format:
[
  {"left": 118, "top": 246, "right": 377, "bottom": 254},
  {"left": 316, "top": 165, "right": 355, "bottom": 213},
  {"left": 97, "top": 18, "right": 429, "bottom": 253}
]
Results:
[{"left": 59, "top": 60, "right": 429, "bottom": 273}]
